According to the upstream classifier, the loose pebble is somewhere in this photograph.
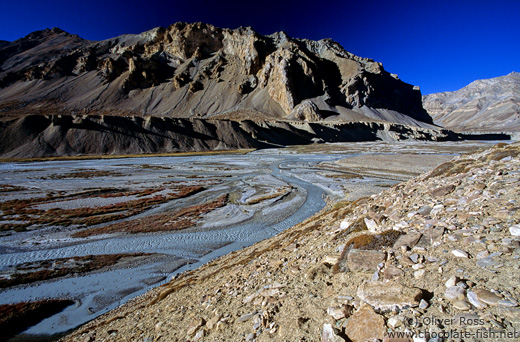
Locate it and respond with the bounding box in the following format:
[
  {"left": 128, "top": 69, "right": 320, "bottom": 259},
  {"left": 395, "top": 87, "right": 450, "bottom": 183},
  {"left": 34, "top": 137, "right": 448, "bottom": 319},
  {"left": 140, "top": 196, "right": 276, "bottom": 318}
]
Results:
[
  {"left": 453, "top": 300, "right": 471, "bottom": 311},
  {"left": 509, "top": 225, "right": 520, "bottom": 236},
  {"left": 467, "top": 291, "right": 488, "bottom": 309},
  {"left": 452, "top": 249, "right": 469, "bottom": 258},
  {"left": 473, "top": 288, "right": 502, "bottom": 306}
]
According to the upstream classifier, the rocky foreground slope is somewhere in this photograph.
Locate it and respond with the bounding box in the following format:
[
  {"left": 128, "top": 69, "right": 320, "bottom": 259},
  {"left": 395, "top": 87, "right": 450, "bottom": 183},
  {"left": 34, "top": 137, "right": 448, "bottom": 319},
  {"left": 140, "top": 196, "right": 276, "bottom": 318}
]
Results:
[
  {"left": 423, "top": 72, "right": 520, "bottom": 132},
  {"left": 62, "top": 142, "right": 520, "bottom": 342}
]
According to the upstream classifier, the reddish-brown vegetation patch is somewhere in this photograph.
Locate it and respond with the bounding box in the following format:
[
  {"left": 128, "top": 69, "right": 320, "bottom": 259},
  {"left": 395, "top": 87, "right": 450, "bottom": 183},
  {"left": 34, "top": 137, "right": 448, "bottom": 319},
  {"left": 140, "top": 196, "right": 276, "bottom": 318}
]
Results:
[
  {"left": 41, "top": 169, "right": 123, "bottom": 179},
  {"left": 73, "top": 194, "right": 229, "bottom": 237},
  {"left": 0, "top": 253, "right": 152, "bottom": 288},
  {"left": 0, "top": 184, "right": 27, "bottom": 192},
  {"left": 0, "top": 299, "right": 74, "bottom": 340},
  {"left": 332, "top": 230, "right": 403, "bottom": 274},
  {"left": 245, "top": 186, "right": 292, "bottom": 205},
  {"left": 0, "top": 185, "right": 205, "bottom": 232}
]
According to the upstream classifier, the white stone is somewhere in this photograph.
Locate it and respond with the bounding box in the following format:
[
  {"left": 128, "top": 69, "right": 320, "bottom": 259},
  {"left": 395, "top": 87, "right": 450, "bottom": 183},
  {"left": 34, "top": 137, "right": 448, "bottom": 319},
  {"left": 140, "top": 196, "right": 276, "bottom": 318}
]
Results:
[
  {"left": 499, "top": 300, "right": 518, "bottom": 307},
  {"left": 414, "top": 269, "right": 426, "bottom": 279},
  {"left": 453, "top": 300, "right": 471, "bottom": 311},
  {"left": 430, "top": 204, "right": 444, "bottom": 215},
  {"left": 193, "top": 330, "right": 205, "bottom": 342},
  {"left": 445, "top": 275, "right": 458, "bottom": 288},
  {"left": 395, "top": 221, "right": 409, "bottom": 229},
  {"left": 322, "top": 255, "right": 339, "bottom": 266},
  {"left": 327, "top": 307, "right": 345, "bottom": 320},
  {"left": 452, "top": 249, "right": 469, "bottom": 258},
  {"left": 476, "top": 250, "right": 490, "bottom": 259},
  {"left": 340, "top": 220, "right": 351, "bottom": 230},
  {"left": 445, "top": 286, "right": 466, "bottom": 302},
  {"left": 322, "top": 323, "right": 342, "bottom": 342},
  {"left": 387, "top": 316, "right": 403, "bottom": 328},
  {"left": 364, "top": 218, "right": 378, "bottom": 232},
  {"left": 509, "top": 225, "right": 520, "bottom": 236}
]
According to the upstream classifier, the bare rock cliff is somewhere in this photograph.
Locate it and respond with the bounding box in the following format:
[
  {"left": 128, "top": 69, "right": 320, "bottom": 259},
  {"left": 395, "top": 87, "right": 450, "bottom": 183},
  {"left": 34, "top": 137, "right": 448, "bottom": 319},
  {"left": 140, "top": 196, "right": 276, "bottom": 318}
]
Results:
[{"left": 0, "top": 23, "right": 431, "bottom": 124}]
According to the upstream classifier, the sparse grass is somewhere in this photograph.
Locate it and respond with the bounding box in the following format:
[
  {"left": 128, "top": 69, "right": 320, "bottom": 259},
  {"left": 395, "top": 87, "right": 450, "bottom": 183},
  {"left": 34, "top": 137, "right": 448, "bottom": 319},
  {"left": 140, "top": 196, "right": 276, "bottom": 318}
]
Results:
[
  {"left": 0, "top": 253, "right": 151, "bottom": 288},
  {"left": 326, "top": 172, "right": 362, "bottom": 180},
  {"left": 350, "top": 230, "right": 402, "bottom": 250},
  {"left": 41, "top": 170, "right": 123, "bottom": 179},
  {"left": 0, "top": 184, "right": 27, "bottom": 192},
  {"left": 0, "top": 149, "right": 256, "bottom": 163},
  {"left": 425, "top": 159, "right": 476, "bottom": 179},
  {"left": 333, "top": 230, "right": 403, "bottom": 274},
  {"left": 72, "top": 194, "right": 228, "bottom": 237},
  {"left": 482, "top": 144, "right": 520, "bottom": 162},
  {"left": 332, "top": 200, "right": 353, "bottom": 210},
  {"left": 426, "top": 143, "right": 520, "bottom": 179},
  {"left": 0, "top": 185, "right": 205, "bottom": 232},
  {"left": 138, "top": 164, "right": 171, "bottom": 170},
  {"left": 245, "top": 186, "right": 292, "bottom": 205}
]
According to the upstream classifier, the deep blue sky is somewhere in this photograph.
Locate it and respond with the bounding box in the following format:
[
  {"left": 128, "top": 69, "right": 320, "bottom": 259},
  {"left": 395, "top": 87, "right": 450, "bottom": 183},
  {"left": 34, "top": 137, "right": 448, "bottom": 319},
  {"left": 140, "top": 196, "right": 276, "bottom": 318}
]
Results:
[{"left": 1, "top": 0, "right": 519, "bottom": 94}]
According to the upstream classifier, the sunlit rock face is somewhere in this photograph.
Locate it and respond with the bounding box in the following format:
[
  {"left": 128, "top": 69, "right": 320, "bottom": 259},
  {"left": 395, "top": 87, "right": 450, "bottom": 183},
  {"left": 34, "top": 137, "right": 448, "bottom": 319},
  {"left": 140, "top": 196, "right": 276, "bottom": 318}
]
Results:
[
  {"left": 423, "top": 72, "right": 520, "bottom": 132},
  {"left": 0, "top": 22, "right": 429, "bottom": 123},
  {"left": 0, "top": 22, "right": 451, "bottom": 158}
]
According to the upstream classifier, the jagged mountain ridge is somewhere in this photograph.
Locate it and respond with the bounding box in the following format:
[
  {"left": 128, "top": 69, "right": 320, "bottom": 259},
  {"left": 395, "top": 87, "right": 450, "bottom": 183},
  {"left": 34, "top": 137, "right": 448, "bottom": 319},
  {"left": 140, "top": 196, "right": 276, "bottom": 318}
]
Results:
[
  {"left": 0, "top": 23, "right": 431, "bottom": 126},
  {"left": 423, "top": 72, "right": 520, "bottom": 132}
]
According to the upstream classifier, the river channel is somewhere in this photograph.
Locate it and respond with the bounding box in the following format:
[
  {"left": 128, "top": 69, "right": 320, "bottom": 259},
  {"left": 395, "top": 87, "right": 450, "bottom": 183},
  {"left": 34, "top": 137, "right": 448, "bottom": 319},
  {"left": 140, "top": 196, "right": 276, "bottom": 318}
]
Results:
[{"left": 0, "top": 141, "right": 496, "bottom": 337}]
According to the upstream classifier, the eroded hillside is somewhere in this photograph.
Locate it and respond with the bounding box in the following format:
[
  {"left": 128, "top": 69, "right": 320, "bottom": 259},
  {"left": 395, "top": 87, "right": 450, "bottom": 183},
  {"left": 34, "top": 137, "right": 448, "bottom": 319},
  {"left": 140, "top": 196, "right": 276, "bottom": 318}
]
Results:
[{"left": 0, "top": 23, "right": 431, "bottom": 125}]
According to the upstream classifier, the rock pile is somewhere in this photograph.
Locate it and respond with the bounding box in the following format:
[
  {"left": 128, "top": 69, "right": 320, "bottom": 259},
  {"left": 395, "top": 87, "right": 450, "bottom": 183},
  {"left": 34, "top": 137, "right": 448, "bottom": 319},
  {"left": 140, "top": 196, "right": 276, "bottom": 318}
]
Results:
[{"left": 62, "top": 142, "right": 520, "bottom": 342}]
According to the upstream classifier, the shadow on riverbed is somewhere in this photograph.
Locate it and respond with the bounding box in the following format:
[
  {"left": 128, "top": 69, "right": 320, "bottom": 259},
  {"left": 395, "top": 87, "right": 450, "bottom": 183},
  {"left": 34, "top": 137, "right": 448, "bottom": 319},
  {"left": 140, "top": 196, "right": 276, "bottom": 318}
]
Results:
[{"left": 1, "top": 300, "right": 74, "bottom": 342}]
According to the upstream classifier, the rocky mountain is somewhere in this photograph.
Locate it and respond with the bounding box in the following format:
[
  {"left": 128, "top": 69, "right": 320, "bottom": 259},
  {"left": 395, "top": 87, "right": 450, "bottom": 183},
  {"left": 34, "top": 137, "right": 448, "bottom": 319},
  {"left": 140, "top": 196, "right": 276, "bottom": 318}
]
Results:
[
  {"left": 60, "top": 142, "right": 520, "bottom": 342},
  {"left": 0, "top": 23, "right": 445, "bottom": 157},
  {"left": 0, "top": 23, "right": 431, "bottom": 124},
  {"left": 423, "top": 72, "right": 520, "bottom": 132}
]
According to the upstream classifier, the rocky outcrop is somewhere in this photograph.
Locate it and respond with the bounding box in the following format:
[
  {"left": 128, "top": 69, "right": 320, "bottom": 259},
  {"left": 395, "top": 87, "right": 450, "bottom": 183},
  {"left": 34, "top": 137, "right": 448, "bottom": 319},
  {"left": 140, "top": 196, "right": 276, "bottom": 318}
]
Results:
[
  {"left": 423, "top": 72, "right": 520, "bottom": 132},
  {"left": 0, "top": 23, "right": 431, "bottom": 126},
  {"left": 60, "top": 142, "right": 520, "bottom": 342},
  {"left": 0, "top": 115, "right": 458, "bottom": 158}
]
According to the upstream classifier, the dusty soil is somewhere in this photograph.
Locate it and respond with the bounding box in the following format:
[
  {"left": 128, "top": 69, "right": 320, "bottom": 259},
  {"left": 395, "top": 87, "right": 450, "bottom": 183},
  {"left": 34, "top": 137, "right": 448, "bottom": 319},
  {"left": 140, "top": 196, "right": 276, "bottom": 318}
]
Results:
[{"left": 334, "top": 153, "right": 454, "bottom": 178}]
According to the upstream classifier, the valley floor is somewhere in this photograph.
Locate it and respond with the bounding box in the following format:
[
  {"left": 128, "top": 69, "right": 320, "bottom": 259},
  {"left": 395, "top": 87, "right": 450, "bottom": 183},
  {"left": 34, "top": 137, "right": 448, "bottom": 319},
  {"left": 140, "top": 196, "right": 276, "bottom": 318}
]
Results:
[
  {"left": 0, "top": 141, "right": 502, "bottom": 340},
  {"left": 53, "top": 141, "right": 520, "bottom": 342}
]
